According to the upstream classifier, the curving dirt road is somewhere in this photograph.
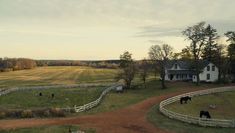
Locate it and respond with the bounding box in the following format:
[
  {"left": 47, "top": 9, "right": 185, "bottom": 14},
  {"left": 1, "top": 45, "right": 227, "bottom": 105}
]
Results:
[{"left": 0, "top": 85, "right": 228, "bottom": 133}]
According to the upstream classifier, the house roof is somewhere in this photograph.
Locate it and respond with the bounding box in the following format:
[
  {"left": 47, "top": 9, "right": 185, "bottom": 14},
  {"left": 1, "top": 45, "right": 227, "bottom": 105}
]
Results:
[{"left": 165, "top": 60, "right": 211, "bottom": 70}]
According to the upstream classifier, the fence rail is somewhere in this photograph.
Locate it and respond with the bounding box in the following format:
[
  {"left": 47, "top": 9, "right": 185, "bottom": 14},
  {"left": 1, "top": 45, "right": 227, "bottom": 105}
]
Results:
[
  {"left": 73, "top": 84, "right": 120, "bottom": 113},
  {"left": 159, "top": 86, "right": 235, "bottom": 128}
]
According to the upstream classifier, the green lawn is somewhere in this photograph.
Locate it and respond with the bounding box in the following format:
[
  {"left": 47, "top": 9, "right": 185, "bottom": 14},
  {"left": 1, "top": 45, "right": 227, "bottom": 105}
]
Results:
[
  {"left": 0, "top": 66, "right": 118, "bottom": 88},
  {"left": 0, "top": 125, "right": 95, "bottom": 133},
  {"left": 165, "top": 91, "right": 235, "bottom": 119},
  {"left": 0, "top": 87, "right": 105, "bottom": 109}
]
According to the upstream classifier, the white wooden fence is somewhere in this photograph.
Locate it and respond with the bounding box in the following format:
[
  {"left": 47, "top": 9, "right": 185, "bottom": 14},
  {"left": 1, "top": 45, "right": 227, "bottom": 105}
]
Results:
[
  {"left": 73, "top": 84, "right": 120, "bottom": 112},
  {"left": 159, "top": 86, "right": 235, "bottom": 128}
]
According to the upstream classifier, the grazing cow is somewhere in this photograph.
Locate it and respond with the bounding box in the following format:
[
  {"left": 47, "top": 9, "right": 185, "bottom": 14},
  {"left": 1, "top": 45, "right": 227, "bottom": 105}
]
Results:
[
  {"left": 39, "top": 92, "right": 42, "bottom": 96},
  {"left": 51, "top": 93, "right": 55, "bottom": 99},
  {"left": 180, "top": 96, "right": 191, "bottom": 104},
  {"left": 68, "top": 128, "right": 72, "bottom": 133},
  {"left": 200, "top": 111, "right": 211, "bottom": 119}
]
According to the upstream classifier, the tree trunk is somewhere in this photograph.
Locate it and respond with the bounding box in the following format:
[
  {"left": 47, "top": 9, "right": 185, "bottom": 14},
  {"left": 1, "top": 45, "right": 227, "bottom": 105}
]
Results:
[
  {"left": 127, "top": 81, "right": 131, "bottom": 89},
  {"left": 161, "top": 63, "right": 166, "bottom": 89},
  {"left": 143, "top": 79, "right": 146, "bottom": 88},
  {"left": 125, "top": 80, "right": 131, "bottom": 89},
  {"left": 196, "top": 59, "right": 200, "bottom": 86},
  {"left": 218, "top": 68, "right": 221, "bottom": 83}
]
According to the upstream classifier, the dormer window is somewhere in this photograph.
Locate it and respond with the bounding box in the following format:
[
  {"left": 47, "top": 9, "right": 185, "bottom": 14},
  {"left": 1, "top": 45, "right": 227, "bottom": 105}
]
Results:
[
  {"left": 174, "top": 64, "right": 178, "bottom": 69},
  {"left": 207, "top": 66, "right": 210, "bottom": 71}
]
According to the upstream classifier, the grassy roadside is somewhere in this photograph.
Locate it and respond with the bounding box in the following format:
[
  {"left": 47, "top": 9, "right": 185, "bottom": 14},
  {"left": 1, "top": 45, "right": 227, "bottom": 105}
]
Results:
[{"left": 0, "top": 125, "right": 95, "bottom": 133}]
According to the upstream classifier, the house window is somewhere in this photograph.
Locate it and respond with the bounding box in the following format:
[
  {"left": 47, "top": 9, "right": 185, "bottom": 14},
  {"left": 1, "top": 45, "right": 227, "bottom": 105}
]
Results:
[
  {"left": 207, "top": 74, "right": 210, "bottom": 80},
  {"left": 212, "top": 66, "right": 215, "bottom": 71},
  {"left": 174, "top": 64, "right": 178, "bottom": 69},
  {"left": 189, "top": 75, "right": 192, "bottom": 78},
  {"left": 176, "top": 74, "right": 179, "bottom": 79},
  {"left": 207, "top": 66, "right": 210, "bottom": 71}
]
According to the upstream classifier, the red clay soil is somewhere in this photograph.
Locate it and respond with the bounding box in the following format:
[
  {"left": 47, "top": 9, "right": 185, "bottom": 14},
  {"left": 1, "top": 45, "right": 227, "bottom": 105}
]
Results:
[{"left": 1, "top": 85, "right": 233, "bottom": 133}]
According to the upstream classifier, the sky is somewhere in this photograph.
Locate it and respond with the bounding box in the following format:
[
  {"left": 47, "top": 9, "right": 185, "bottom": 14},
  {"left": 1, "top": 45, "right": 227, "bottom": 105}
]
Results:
[{"left": 0, "top": 0, "right": 235, "bottom": 60}]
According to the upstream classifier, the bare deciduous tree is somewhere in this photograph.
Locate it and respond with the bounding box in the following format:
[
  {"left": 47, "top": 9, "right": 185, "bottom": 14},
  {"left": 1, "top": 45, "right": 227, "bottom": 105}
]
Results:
[
  {"left": 139, "top": 59, "right": 149, "bottom": 88},
  {"left": 182, "top": 22, "right": 207, "bottom": 85},
  {"left": 149, "top": 44, "right": 173, "bottom": 89},
  {"left": 117, "top": 51, "right": 136, "bottom": 89}
]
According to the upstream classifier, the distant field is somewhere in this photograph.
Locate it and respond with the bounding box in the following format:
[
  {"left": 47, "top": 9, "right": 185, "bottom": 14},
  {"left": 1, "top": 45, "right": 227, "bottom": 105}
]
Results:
[
  {"left": 165, "top": 91, "right": 235, "bottom": 119},
  {"left": 0, "top": 66, "right": 118, "bottom": 88}
]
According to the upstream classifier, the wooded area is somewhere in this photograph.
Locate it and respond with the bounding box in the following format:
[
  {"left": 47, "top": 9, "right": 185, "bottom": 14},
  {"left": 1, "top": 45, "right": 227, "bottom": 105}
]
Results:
[{"left": 0, "top": 58, "right": 36, "bottom": 72}]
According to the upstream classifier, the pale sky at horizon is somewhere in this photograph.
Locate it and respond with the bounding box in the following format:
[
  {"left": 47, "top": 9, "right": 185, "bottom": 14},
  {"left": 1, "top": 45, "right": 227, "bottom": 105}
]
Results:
[{"left": 1, "top": 0, "right": 235, "bottom": 60}]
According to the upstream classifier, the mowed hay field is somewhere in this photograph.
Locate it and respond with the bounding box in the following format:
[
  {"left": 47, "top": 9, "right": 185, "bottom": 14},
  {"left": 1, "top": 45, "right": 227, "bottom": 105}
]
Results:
[
  {"left": 0, "top": 66, "right": 118, "bottom": 88},
  {"left": 165, "top": 91, "right": 235, "bottom": 119}
]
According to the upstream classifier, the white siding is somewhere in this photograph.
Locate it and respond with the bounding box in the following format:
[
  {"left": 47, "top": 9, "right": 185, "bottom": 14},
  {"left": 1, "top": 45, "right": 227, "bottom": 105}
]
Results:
[
  {"left": 165, "top": 63, "right": 192, "bottom": 81},
  {"left": 165, "top": 63, "right": 183, "bottom": 81},
  {"left": 193, "top": 63, "right": 219, "bottom": 82}
]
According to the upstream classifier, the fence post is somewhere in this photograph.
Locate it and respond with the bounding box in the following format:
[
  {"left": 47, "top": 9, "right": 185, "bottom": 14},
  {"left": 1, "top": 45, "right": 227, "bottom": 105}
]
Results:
[{"left": 233, "top": 120, "right": 235, "bottom": 128}]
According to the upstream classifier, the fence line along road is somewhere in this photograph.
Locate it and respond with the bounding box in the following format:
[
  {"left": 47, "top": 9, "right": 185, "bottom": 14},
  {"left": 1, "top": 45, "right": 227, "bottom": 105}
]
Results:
[{"left": 159, "top": 86, "right": 235, "bottom": 128}]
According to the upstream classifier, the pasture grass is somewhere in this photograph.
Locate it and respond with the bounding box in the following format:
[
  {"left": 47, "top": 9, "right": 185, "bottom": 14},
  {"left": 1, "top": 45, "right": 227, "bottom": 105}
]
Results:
[
  {"left": 165, "top": 92, "right": 235, "bottom": 119},
  {"left": 147, "top": 105, "right": 235, "bottom": 133},
  {"left": 0, "top": 87, "right": 105, "bottom": 109}
]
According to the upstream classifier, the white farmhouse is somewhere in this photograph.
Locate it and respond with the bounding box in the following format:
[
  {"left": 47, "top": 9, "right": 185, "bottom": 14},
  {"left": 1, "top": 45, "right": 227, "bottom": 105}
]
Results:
[{"left": 165, "top": 60, "right": 219, "bottom": 82}]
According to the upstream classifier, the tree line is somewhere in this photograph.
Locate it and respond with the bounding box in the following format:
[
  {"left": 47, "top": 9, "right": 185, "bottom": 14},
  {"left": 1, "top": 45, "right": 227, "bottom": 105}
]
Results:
[
  {"left": 118, "top": 22, "right": 235, "bottom": 89},
  {"left": 0, "top": 59, "right": 120, "bottom": 72},
  {"left": 0, "top": 58, "right": 36, "bottom": 72},
  {"left": 36, "top": 60, "right": 119, "bottom": 69}
]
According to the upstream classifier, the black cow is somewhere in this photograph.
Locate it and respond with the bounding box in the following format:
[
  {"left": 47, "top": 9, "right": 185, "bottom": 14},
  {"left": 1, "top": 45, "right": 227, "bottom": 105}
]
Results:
[
  {"left": 180, "top": 96, "right": 191, "bottom": 104},
  {"left": 200, "top": 111, "right": 211, "bottom": 119}
]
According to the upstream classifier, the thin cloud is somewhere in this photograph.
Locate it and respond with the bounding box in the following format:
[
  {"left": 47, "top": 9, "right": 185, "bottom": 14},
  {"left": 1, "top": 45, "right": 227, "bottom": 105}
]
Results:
[{"left": 135, "top": 26, "right": 183, "bottom": 37}]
